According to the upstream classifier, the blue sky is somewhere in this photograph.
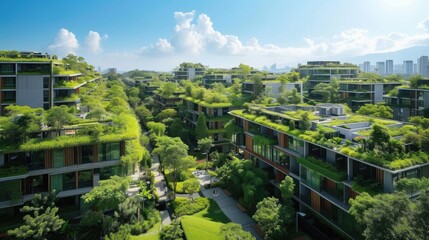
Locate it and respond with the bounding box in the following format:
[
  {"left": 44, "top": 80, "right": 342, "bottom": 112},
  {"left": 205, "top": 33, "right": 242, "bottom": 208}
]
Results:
[{"left": 1, "top": 0, "right": 429, "bottom": 70}]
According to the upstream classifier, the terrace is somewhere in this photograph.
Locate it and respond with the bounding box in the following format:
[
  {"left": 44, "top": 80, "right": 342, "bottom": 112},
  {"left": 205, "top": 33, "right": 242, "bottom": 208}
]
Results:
[{"left": 230, "top": 104, "right": 429, "bottom": 170}]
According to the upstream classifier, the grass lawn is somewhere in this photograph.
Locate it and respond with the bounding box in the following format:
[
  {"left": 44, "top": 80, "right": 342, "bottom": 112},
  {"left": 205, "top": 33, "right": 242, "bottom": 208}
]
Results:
[
  {"left": 130, "top": 222, "right": 161, "bottom": 240},
  {"left": 181, "top": 216, "right": 224, "bottom": 240},
  {"left": 192, "top": 198, "right": 230, "bottom": 223}
]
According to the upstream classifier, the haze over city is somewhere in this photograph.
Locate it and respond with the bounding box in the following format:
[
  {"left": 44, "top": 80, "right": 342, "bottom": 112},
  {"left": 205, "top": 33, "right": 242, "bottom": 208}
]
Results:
[{"left": 2, "top": 0, "right": 429, "bottom": 70}]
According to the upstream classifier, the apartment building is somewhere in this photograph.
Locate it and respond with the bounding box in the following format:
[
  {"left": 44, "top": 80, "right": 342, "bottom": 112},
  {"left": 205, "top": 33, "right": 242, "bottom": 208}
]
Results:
[
  {"left": 153, "top": 89, "right": 184, "bottom": 111},
  {"left": 242, "top": 81, "right": 303, "bottom": 98},
  {"left": 173, "top": 66, "right": 205, "bottom": 81},
  {"left": 182, "top": 97, "right": 236, "bottom": 153},
  {"left": 294, "top": 61, "right": 359, "bottom": 92},
  {"left": 229, "top": 104, "right": 429, "bottom": 239},
  {"left": 0, "top": 58, "right": 98, "bottom": 115},
  {"left": 384, "top": 79, "right": 429, "bottom": 121},
  {"left": 339, "top": 80, "right": 403, "bottom": 110}
]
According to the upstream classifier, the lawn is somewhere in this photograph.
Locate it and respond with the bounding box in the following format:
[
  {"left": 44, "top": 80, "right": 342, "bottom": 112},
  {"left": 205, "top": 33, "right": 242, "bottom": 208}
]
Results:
[
  {"left": 192, "top": 198, "right": 230, "bottom": 223},
  {"left": 181, "top": 216, "right": 224, "bottom": 240},
  {"left": 130, "top": 222, "right": 161, "bottom": 240}
]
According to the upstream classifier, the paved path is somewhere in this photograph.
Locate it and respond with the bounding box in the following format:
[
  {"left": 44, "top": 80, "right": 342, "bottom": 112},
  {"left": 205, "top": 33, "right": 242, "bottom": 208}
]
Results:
[
  {"left": 151, "top": 154, "right": 168, "bottom": 202},
  {"left": 201, "top": 187, "right": 262, "bottom": 240}
]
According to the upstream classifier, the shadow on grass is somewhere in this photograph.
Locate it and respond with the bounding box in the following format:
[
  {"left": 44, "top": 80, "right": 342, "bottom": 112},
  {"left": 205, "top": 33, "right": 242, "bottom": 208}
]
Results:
[{"left": 193, "top": 199, "right": 230, "bottom": 224}]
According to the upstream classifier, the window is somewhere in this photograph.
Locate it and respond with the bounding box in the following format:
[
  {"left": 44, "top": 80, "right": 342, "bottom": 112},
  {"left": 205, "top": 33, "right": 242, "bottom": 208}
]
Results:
[
  {"left": 78, "top": 170, "right": 92, "bottom": 188},
  {"left": 43, "top": 77, "right": 50, "bottom": 88},
  {"left": 43, "top": 90, "right": 49, "bottom": 102},
  {"left": 50, "top": 174, "right": 63, "bottom": 192},
  {"left": 82, "top": 145, "right": 94, "bottom": 164},
  {"left": 63, "top": 172, "right": 76, "bottom": 191},
  {"left": 53, "top": 149, "right": 64, "bottom": 168},
  {"left": 3, "top": 77, "right": 16, "bottom": 89},
  {"left": 3, "top": 91, "right": 16, "bottom": 102},
  {"left": 100, "top": 166, "right": 123, "bottom": 180},
  {"left": 98, "top": 142, "right": 120, "bottom": 161},
  {"left": 28, "top": 151, "right": 44, "bottom": 170}
]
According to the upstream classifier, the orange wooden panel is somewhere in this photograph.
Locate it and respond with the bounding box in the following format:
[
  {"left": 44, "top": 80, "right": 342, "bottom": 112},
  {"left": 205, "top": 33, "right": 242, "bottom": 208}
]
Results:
[
  {"left": 376, "top": 168, "right": 384, "bottom": 185},
  {"left": 93, "top": 144, "right": 98, "bottom": 162},
  {"left": 243, "top": 120, "right": 249, "bottom": 131},
  {"left": 64, "top": 147, "right": 74, "bottom": 166},
  {"left": 245, "top": 134, "right": 253, "bottom": 151},
  {"left": 44, "top": 150, "right": 53, "bottom": 169},
  {"left": 311, "top": 190, "right": 320, "bottom": 212}
]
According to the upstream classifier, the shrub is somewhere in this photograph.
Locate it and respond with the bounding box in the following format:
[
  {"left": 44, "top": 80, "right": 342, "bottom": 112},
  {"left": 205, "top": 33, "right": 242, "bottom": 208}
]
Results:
[{"left": 172, "top": 197, "right": 210, "bottom": 216}]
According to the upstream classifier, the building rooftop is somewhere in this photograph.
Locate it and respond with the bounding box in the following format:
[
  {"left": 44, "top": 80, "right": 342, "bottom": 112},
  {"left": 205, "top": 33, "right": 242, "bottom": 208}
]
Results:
[{"left": 230, "top": 103, "right": 425, "bottom": 171}]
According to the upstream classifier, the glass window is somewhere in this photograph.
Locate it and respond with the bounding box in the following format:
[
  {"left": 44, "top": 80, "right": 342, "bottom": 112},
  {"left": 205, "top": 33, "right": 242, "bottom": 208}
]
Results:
[
  {"left": 51, "top": 174, "right": 63, "bottom": 192},
  {"left": 82, "top": 145, "right": 93, "bottom": 164},
  {"left": 63, "top": 172, "right": 76, "bottom": 191},
  {"left": 3, "top": 77, "right": 16, "bottom": 89},
  {"left": 53, "top": 149, "right": 64, "bottom": 168},
  {"left": 98, "top": 142, "right": 121, "bottom": 161},
  {"left": 28, "top": 151, "right": 44, "bottom": 170},
  {"left": 43, "top": 77, "right": 50, "bottom": 88},
  {"left": 78, "top": 170, "right": 92, "bottom": 188},
  {"left": 100, "top": 166, "right": 123, "bottom": 180}
]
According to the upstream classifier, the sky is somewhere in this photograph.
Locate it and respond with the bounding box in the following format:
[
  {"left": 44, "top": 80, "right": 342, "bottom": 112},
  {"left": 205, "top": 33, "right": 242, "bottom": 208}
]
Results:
[{"left": 1, "top": 0, "right": 429, "bottom": 71}]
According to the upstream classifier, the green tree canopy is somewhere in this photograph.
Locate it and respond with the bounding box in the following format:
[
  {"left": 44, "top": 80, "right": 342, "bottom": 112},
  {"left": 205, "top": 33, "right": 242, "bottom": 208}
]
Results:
[
  {"left": 195, "top": 112, "right": 209, "bottom": 140},
  {"left": 356, "top": 104, "right": 393, "bottom": 119},
  {"left": 45, "top": 105, "right": 74, "bottom": 135},
  {"left": 220, "top": 223, "right": 255, "bottom": 240},
  {"left": 81, "top": 176, "right": 130, "bottom": 211},
  {"left": 8, "top": 192, "right": 65, "bottom": 240}
]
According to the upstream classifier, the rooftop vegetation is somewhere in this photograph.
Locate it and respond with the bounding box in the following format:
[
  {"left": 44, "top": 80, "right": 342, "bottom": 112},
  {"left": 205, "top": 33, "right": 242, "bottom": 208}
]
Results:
[{"left": 231, "top": 107, "right": 429, "bottom": 170}]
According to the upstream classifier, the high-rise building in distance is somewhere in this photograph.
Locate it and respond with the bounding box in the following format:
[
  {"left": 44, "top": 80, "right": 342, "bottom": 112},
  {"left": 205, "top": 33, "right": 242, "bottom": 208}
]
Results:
[
  {"left": 376, "top": 62, "right": 386, "bottom": 75},
  {"left": 363, "top": 61, "right": 370, "bottom": 72},
  {"left": 385, "top": 60, "right": 393, "bottom": 75},
  {"left": 417, "top": 56, "right": 429, "bottom": 77},
  {"left": 403, "top": 60, "right": 413, "bottom": 75}
]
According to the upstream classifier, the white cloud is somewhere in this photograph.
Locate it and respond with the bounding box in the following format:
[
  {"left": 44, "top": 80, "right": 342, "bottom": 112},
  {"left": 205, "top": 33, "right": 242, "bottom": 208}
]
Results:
[
  {"left": 85, "top": 31, "right": 103, "bottom": 53},
  {"left": 418, "top": 16, "right": 429, "bottom": 32},
  {"left": 48, "top": 28, "right": 79, "bottom": 56}
]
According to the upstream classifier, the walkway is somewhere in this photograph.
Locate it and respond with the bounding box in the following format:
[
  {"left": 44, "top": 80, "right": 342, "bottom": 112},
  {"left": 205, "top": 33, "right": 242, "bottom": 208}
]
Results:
[
  {"left": 151, "top": 154, "right": 168, "bottom": 202},
  {"left": 201, "top": 187, "right": 261, "bottom": 240}
]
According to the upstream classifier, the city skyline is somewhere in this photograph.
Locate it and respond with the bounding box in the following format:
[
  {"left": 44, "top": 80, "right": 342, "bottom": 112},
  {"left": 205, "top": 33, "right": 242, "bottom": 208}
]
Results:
[{"left": 2, "top": 0, "right": 429, "bottom": 70}]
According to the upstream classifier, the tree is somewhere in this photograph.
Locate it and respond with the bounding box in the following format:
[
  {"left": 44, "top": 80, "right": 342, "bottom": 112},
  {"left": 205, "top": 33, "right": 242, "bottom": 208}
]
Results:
[
  {"left": 238, "top": 63, "right": 252, "bottom": 79},
  {"left": 253, "top": 197, "right": 284, "bottom": 240},
  {"left": 349, "top": 191, "right": 425, "bottom": 240},
  {"left": 86, "top": 107, "right": 107, "bottom": 120},
  {"left": 160, "top": 220, "right": 184, "bottom": 240},
  {"left": 158, "top": 82, "right": 177, "bottom": 98},
  {"left": 45, "top": 105, "right": 74, "bottom": 136},
  {"left": 156, "top": 108, "right": 178, "bottom": 122},
  {"left": 152, "top": 136, "right": 191, "bottom": 199},
  {"left": 220, "top": 223, "right": 255, "bottom": 240},
  {"left": 198, "top": 137, "right": 214, "bottom": 169},
  {"left": 311, "top": 79, "right": 339, "bottom": 103},
  {"left": 195, "top": 112, "right": 209, "bottom": 140},
  {"left": 299, "top": 112, "right": 311, "bottom": 130},
  {"left": 82, "top": 176, "right": 130, "bottom": 211},
  {"left": 251, "top": 74, "right": 264, "bottom": 98},
  {"left": 409, "top": 74, "right": 423, "bottom": 88},
  {"left": 412, "top": 191, "right": 429, "bottom": 239},
  {"left": 409, "top": 116, "right": 429, "bottom": 129},
  {"left": 135, "top": 104, "right": 152, "bottom": 123},
  {"left": 1, "top": 105, "right": 43, "bottom": 142},
  {"left": 356, "top": 104, "right": 393, "bottom": 119},
  {"left": 9, "top": 192, "right": 65, "bottom": 240},
  {"left": 289, "top": 120, "right": 296, "bottom": 130},
  {"left": 147, "top": 121, "right": 166, "bottom": 138},
  {"left": 182, "top": 178, "right": 200, "bottom": 201},
  {"left": 104, "top": 226, "right": 131, "bottom": 240}
]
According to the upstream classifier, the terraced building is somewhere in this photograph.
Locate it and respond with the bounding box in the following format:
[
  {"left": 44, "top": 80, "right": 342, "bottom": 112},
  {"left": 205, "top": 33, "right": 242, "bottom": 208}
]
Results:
[{"left": 228, "top": 103, "right": 429, "bottom": 239}]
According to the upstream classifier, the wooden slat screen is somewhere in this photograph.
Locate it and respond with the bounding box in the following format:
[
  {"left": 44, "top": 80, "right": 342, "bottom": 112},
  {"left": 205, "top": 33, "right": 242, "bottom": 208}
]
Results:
[
  {"left": 311, "top": 191, "right": 320, "bottom": 212},
  {"left": 243, "top": 120, "right": 249, "bottom": 131},
  {"left": 245, "top": 134, "right": 253, "bottom": 151},
  {"left": 64, "top": 147, "right": 75, "bottom": 166},
  {"left": 324, "top": 178, "right": 337, "bottom": 192},
  {"left": 44, "top": 150, "right": 53, "bottom": 169},
  {"left": 376, "top": 168, "right": 384, "bottom": 185},
  {"left": 93, "top": 144, "right": 98, "bottom": 162}
]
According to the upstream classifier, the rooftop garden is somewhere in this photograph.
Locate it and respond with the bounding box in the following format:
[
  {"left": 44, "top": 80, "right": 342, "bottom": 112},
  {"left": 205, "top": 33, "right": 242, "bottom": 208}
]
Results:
[
  {"left": 0, "top": 78, "right": 147, "bottom": 166},
  {"left": 231, "top": 106, "right": 429, "bottom": 170}
]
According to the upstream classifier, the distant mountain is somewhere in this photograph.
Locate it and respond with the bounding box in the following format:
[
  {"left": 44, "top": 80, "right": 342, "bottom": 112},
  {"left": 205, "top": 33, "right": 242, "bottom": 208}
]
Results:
[{"left": 345, "top": 45, "right": 429, "bottom": 64}]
